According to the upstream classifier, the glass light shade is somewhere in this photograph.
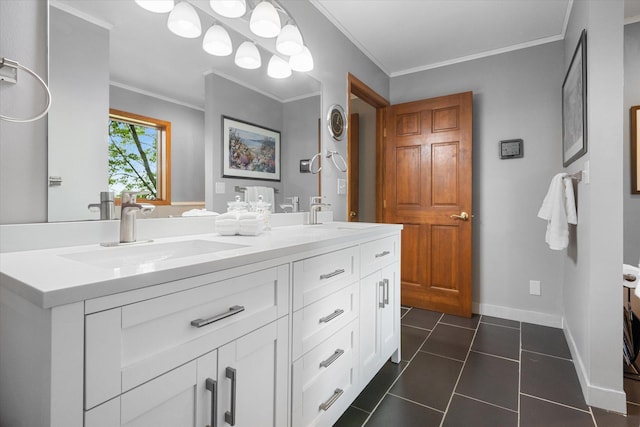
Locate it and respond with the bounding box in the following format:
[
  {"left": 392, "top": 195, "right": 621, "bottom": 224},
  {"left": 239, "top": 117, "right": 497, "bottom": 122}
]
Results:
[
  {"left": 249, "top": 1, "right": 281, "bottom": 38},
  {"left": 203, "top": 25, "right": 232, "bottom": 56},
  {"left": 276, "top": 24, "right": 303, "bottom": 56},
  {"left": 135, "top": 0, "right": 175, "bottom": 13},
  {"left": 209, "top": 0, "right": 246, "bottom": 18},
  {"left": 267, "top": 55, "right": 292, "bottom": 79},
  {"left": 289, "top": 46, "right": 313, "bottom": 72},
  {"left": 167, "top": 2, "right": 201, "bottom": 38},
  {"left": 235, "top": 41, "right": 262, "bottom": 69}
]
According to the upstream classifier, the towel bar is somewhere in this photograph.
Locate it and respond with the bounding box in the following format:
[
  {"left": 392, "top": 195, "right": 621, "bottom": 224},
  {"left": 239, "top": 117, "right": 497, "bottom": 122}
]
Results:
[{"left": 234, "top": 186, "right": 279, "bottom": 194}]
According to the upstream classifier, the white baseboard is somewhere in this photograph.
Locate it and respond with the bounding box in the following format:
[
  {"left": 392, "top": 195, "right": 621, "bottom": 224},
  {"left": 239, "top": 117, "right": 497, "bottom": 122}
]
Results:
[
  {"left": 563, "top": 324, "right": 628, "bottom": 414},
  {"left": 472, "top": 302, "right": 563, "bottom": 328}
]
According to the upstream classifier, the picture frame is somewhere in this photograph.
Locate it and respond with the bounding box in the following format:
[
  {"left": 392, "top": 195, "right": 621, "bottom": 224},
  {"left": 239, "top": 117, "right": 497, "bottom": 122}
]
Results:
[
  {"left": 632, "top": 105, "right": 640, "bottom": 194},
  {"left": 222, "top": 116, "right": 281, "bottom": 181},
  {"left": 562, "top": 29, "right": 587, "bottom": 167}
]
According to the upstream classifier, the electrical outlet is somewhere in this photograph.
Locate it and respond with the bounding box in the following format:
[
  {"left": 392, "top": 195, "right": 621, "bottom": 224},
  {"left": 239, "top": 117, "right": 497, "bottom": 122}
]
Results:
[{"left": 529, "top": 280, "right": 541, "bottom": 296}]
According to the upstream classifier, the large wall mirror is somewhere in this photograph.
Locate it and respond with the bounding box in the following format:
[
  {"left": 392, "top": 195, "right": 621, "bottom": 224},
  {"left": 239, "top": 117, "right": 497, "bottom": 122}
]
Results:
[{"left": 48, "top": 0, "right": 321, "bottom": 222}]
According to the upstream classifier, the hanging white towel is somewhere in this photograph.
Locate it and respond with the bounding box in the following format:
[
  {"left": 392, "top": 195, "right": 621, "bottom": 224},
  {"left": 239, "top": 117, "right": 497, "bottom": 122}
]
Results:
[
  {"left": 537, "top": 173, "right": 578, "bottom": 250},
  {"left": 245, "top": 186, "right": 275, "bottom": 208}
]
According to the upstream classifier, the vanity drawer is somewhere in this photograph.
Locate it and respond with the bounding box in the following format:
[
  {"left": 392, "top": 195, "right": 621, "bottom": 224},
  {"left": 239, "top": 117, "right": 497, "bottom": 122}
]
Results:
[
  {"left": 293, "top": 246, "right": 358, "bottom": 310},
  {"left": 292, "top": 323, "right": 357, "bottom": 427},
  {"left": 292, "top": 283, "right": 358, "bottom": 361},
  {"left": 360, "top": 235, "right": 399, "bottom": 278},
  {"left": 85, "top": 265, "right": 289, "bottom": 410}
]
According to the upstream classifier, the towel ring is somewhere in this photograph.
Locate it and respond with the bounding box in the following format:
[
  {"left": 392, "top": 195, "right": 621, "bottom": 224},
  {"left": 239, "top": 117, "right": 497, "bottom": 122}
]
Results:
[
  {"left": 326, "top": 150, "right": 347, "bottom": 173},
  {"left": 0, "top": 58, "right": 52, "bottom": 123},
  {"left": 309, "top": 152, "right": 322, "bottom": 174}
]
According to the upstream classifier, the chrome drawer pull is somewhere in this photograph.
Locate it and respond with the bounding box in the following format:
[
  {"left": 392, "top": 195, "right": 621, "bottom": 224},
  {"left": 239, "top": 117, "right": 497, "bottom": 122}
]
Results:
[
  {"left": 319, "top": 388, "right": 344, "bottom": 411},
  {"left": 190, "top": 305, "right": 245, "bottom": 328},
  {"left": 375, "top": 250, "right": 390, "bottom": 258},
  {"left": 319, "top": 349, "right": 345, "bottom": 368},
  {"left": 378, "top": 281, "right": 385, "bottom": 308},
  {"left": 383, "top": 278, "right": 390, "bottom": 306},
  {"left": 319, "top": 309, "right": 344, "bottom": 324},
  {"left": 320, "top": 269, "right": 345, "bottom": 280},
  {"left": 205, "top": 378, "right": 217, "bottom": 427},
  {"left": 225, "top": 367, "right": 237, "bottom": 426}
]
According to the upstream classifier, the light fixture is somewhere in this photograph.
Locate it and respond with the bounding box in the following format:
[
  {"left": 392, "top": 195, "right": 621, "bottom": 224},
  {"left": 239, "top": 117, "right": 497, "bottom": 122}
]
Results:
[
  {"left": 289, "top": 46, "right": 313, "bottom": 72},
  {"left": 203, "top": 25, "right": 233, "bottom": 56},
  {"left": 209, "top": 0, "right": 246, "bottom": 18},
  {"left": 235, "top": 41, "right": 262, "bottom": 69},
  {"left": 250, "top": 1, "right": 281, "bottom": 38},
  {"left": 267, "top": 55, "right": 291, "bottom": 79},
  {"left": 135, "top": 0, "right": 175, "bottom": 13},
  {"left": 167, "top": 2, "right": 201, "bottom": 38},
  {"left": 276, "top": 24, "right": 303, "bottom": 56}
]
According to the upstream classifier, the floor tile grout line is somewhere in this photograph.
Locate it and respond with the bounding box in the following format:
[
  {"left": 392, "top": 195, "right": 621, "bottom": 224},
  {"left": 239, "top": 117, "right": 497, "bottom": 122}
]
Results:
[
  {"left": 437, "top": 320, "right": 479, "bottom": 331},
  {"left": 479, "top": 319, "right": 522, "bottom": 331},
  {"left": 349, "top": 404, "right": 371, "bottom": 415},
  {"left": 417, "top": 349, "right": 467, "bottom": 363},
  {"left": 521, "top": 348, "right": 574, "bottom": 362},
  {"left": 453, "top": 392, "right": 519, "bottom": 414},
  {"left": 386, "top": 392, "right": 446, "bottom": 414},
  {"left": 520, "top": 392, "right": 593, "bottom": 414},
  {"left": 470, "top": 349, "right": 521, "bottom": 364},
  {"left": 401, "top": 323, "right": 433, "bottom": 332},
  {"left": 437, "top": 315, "right": 481, "bottom": 427}
]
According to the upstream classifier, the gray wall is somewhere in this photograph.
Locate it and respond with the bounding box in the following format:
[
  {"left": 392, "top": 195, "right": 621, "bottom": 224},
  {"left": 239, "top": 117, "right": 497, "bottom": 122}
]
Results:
[
  {"left": 110, "top": 85, "right": 205, "bottom": 203},
  {"left": 624, "top": 22, "right": 640, "bottom": 266},
  {"left": 351, "top": 98, "right": 377, "bottom": 223},
  {"left": 391, "top": 41, "right": 566, "bottom": 323},
  {"left": 282, "top": 96, "right": 321, "bottom": 212},
  {"left": 205, "top": 73, "right": 284, "bottom": 213},
  {"left": 561, "top": 0, "right": 624, "bottom": 411},
  {"left": 0, "top": 0, "right": 48, "bottom": 224},
  {"left": 49, "top": 6, "right": 109, "bottom": 222}
]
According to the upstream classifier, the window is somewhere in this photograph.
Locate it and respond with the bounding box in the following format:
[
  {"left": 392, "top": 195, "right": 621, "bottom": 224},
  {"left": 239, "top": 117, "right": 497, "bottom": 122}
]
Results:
[{"left": 108, "top": 109, "right": 171, "bottom": 204}]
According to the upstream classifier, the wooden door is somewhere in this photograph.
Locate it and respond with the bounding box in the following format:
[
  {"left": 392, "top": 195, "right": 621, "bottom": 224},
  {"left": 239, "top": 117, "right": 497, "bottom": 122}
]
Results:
[
  {"left": 383, "top": 92, "right": 473, "bottom": 317},
  {"left": 348, "top": 113, "right": 360, "bottom": 222}
]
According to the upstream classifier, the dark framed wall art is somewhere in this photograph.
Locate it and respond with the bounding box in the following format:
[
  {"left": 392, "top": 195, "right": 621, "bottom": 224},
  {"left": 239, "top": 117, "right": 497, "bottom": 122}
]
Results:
[
  {"left": 222, "top": 116, "right": 281, "bottom": 181},
  {"left": 562, "top": 29, "right": 587, "bottom": 167}
]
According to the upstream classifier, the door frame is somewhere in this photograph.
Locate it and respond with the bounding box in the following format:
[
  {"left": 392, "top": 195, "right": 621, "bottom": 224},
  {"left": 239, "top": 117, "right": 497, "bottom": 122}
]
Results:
[{"left": 347, "top": 73, "right": 389, "bottom": 222}]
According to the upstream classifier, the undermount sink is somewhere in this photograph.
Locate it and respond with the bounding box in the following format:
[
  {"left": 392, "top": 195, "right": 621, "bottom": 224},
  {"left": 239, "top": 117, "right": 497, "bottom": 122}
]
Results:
[{"left": 61, "top": 240, "right": 248, "bottom": 269}]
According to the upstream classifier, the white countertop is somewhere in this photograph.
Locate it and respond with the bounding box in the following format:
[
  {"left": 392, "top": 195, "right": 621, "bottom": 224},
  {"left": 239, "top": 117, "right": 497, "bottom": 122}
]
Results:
[{"left": 0, "top": 222, "right": 402, "bottom": 309}]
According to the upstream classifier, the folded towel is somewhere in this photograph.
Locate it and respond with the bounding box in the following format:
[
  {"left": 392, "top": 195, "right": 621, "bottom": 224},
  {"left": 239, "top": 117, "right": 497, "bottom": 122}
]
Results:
[
  {"left": 537, "top": 173, "right": 578, "bottom": 250},
  {"left": 181, "top": 209, "right": 219, "bottom": 217},
  {"left": 238, "top": 212, "right": 265, "bottom": 235},
  {"left": 215, "top": 213, "right": 240, "bottom": 235}
]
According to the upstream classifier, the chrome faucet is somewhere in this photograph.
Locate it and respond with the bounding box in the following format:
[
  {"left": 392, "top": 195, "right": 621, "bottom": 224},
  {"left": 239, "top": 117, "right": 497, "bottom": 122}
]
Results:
[
  {"left": 310, "top": 196, "right": 330, "bottom": 225},
  {"left": 119, "top": 191, "right": 155, "bottom": 243},
  {"left": 280, "top": 196, "right": 300, "bottom": 213}
]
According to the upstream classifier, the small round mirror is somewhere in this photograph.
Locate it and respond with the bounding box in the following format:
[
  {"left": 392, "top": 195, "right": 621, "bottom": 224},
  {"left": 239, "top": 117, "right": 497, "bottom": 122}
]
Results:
[{"left": 327, "top": 104, "right": 347, "bottom": 141}]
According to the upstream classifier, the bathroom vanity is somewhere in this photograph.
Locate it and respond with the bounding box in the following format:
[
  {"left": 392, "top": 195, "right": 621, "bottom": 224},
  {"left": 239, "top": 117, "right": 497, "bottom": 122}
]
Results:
[{"left": 0, "top": 221, "right": 401, "bottom": 427}]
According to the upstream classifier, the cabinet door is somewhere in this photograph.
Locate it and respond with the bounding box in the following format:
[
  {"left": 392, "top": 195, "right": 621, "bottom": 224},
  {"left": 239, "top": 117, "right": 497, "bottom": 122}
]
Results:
[
  {"left": 379, "top": 263, "right": 400, "bottom": 361},
  {"left": 359, "top": 263, "right": 401, "bottom": 383},
  {"left": 216, "top": 317, "right": 289, "bottom": 427},
  {"left": 86, "top": 359, "right": 201, "bottom": 427}
]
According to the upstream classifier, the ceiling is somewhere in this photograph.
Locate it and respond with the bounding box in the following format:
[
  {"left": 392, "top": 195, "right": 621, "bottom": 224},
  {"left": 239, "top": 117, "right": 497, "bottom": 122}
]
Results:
[{"left": 312, "top": 0, "right": 640, "bottom": 77}]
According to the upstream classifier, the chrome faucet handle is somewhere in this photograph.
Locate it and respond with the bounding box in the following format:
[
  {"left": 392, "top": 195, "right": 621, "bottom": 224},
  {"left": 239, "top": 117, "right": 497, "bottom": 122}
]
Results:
[
  {"left": 121, "top": 190, "right": 149, "bottom": 204},
  {"left": 310, "top": 196, "right": 325, "bottom": 205}
]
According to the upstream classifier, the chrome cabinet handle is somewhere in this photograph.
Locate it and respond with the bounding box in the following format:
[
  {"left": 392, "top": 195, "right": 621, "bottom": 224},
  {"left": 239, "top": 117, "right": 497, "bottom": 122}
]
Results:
[
  {"left": 378, "top": 281, "right": 385, "bottom": 308},
  {"left": 319, "top": 388, "right": 344, "bottom": 411},
  {"left": 319, "top": 309, "right": 344, "bottom": 324},
  {"left": 190, "top": 305, "right": 245, "bottom": 328},
  {"left": 383, "top": 278, "right": 390, "bottom": 306},
  {"left": 319, "top": 349, "right": 345, "bottom": 368},
  {"left": 206, "top": 378, "right": 217, "bottom": 427},
  {"left": 224, "top": 367, "right": 236, "bottom": 426},
  {"left": 450, "top": 212, "right": 469, "bottom": 221},
  {"left": 320, "top": 269, "right": 345, "bottom": 280},
  {"left": 375, "top": 250, "right": 390, "bottom": 258}
]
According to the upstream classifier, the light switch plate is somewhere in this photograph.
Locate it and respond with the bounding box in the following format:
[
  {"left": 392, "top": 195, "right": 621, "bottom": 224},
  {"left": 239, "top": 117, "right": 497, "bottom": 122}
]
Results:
[
  {"left": 215, "top": 182, "right": 225, "bottom": 194},
  {"left": 529, "top": 280, "right": 541, "bottom": 296},
  {"left": 337, "top": 178, "right": 346, "bottom": 195}
]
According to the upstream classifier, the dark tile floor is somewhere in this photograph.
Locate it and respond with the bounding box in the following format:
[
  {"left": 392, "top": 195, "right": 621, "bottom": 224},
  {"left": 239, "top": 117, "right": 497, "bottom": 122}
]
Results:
[{"left": 334, "top": 307, "right": 640, "bottom": 427}]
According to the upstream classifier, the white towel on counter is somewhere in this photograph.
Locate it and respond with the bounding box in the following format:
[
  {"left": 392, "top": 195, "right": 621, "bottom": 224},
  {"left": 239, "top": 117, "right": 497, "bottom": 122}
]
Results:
[
  {"left": 245, "top": 186, "right": 275, "bottom": 207},
  {"left": 215, "top": 213, "right": 240, "bottom": 236},
  {"left": 537, "top": 173, "right": 578, "bottom": 250},
  {"left": 238, "top": 212, "right": 265, "bottom": 236}
]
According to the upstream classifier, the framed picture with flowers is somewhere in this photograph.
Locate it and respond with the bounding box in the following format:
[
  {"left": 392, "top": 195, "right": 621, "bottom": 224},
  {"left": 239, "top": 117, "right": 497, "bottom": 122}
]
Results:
[{"left": 222, "top": 116, "right": 281, "bottom": 181}]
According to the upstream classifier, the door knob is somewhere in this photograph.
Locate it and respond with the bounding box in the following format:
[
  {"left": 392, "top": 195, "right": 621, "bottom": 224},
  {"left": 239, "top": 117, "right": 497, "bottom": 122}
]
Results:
[
  {"left": 450, "top": 212, "right": 469, "bottom": 221},
  {"left": 349, "top": 211, "right": 357, "bottom": 218}
]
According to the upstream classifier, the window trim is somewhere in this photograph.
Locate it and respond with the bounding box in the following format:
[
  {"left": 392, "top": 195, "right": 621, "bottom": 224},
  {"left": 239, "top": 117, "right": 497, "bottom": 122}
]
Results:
[{"left": 109, "top": 108, "right": 172, "bottom": 205}]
